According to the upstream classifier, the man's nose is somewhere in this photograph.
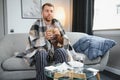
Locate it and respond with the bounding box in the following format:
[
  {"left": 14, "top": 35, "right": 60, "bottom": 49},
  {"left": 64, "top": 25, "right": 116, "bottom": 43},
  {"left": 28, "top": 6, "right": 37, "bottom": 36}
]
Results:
[{"left": 48, "top": 11, "right": 52, "bottom": 15}]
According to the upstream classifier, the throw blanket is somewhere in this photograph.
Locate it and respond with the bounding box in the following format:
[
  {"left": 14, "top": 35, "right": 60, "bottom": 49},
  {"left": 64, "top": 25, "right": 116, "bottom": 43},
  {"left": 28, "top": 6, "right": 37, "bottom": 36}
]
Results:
[
  {"left": 25, "top": 18, "right": 71, "bottom": 58},
  {"left": 16, "top": 18, "right": 77, "bottom": 66}
]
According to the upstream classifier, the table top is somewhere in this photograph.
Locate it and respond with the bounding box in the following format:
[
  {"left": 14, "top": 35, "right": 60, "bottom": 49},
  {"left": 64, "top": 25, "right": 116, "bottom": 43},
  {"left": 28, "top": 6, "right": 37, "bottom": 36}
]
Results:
[{"left": 44, "top": 62, "right": 99, "bottom": 80}]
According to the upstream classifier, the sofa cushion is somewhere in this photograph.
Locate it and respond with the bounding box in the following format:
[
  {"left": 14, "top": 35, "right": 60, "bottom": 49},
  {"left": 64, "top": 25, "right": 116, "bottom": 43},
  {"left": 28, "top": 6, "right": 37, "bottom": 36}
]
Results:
[
  {"left": 1, "top": 56, "right": 35, "bottom": 71},
  {"left": 73, "top": 35, "right": 116, "bottom": 60}
]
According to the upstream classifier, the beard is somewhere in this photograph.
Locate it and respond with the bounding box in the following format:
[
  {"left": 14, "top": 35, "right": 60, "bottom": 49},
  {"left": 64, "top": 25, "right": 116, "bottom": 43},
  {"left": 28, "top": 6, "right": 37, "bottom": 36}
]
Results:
[{"left": 44, "top": 16, "right": 53, "bottom": 22}]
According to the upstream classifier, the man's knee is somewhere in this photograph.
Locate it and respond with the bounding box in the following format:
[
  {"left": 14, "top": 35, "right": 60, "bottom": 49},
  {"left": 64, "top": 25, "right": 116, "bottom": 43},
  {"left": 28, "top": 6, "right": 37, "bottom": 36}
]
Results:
[
  {"left": 54, "top": 48, "right": 68, "bottom": 58},
  {"left": 55, "top": 48, "right": 66, "bottom": 54},
  {"left": 35, "top": 50, "right": 48, "bottom": 59}
]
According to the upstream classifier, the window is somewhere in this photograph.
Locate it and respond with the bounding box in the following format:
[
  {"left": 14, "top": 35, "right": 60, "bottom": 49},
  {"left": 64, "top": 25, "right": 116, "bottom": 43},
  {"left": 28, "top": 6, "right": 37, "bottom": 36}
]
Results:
[{"left": 93, "top": 0, "right": 120, "bottom": 30}]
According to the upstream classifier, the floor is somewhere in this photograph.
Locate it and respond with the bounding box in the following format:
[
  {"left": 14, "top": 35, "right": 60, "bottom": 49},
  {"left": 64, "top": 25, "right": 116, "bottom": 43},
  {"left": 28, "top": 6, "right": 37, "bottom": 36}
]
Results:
[{"left": 100, "top": 70, "right": 120, "bottom": 80}]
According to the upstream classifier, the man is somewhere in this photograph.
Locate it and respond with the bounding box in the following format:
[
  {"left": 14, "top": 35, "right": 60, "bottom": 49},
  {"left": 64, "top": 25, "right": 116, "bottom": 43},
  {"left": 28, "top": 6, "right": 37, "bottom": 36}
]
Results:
[{"left": 26, "top": 3, "right": 69, "bottom": 80}]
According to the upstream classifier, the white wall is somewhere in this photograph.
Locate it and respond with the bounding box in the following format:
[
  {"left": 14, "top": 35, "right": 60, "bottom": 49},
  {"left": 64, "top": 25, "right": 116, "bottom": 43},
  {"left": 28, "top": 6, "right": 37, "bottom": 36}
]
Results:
[
  {"left": 7, "top": 0, "right": 36, "bottom": 34},
  {"left": 7, "top": 0, "right": 71, "bottom": 34}
]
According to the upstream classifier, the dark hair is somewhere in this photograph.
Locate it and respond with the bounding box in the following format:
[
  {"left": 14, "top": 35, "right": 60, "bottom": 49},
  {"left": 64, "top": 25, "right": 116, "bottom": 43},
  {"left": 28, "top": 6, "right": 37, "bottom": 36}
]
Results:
[{"left": 42, "top": 3, "right": 54, "bottom": 11}]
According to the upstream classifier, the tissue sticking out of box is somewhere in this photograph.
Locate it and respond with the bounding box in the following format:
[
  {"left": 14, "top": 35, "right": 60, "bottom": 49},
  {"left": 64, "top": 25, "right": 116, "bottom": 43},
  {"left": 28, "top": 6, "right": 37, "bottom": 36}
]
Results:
[{"left": 45, "top": 61, "right": 84, "bottom": 73}]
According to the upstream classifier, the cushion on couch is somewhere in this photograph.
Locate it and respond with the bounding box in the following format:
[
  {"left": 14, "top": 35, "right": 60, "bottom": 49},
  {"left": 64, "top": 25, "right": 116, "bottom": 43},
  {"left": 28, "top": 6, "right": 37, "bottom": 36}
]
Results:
[
  {"left": 1, "top": 56, "right": 35, "bottom": 71},
  {"left": 73, "top": 35, "right": 116, "bottom": 60}
]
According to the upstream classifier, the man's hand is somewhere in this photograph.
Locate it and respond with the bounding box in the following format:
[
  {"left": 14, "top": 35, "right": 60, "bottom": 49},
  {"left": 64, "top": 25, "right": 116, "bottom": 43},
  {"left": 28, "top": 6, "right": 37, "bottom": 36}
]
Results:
[
  {"left": 53, "top": 28, "right": 60, "bottom": 35},
  {"left": 45, "top": 30, "right": 53, "bottom": 40},
  {"left": 45, "top": 28, "right": 60, "bottom": 40}
]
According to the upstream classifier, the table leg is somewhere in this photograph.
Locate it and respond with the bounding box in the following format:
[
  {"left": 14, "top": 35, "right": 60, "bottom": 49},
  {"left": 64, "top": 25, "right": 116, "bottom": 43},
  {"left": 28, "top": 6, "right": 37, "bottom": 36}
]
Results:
[
  {"left": 96, "top": 72, "right": 100, "bottom": 80},
  {"left": 54, "top": 72, "right": 64, "bottom": 80}
]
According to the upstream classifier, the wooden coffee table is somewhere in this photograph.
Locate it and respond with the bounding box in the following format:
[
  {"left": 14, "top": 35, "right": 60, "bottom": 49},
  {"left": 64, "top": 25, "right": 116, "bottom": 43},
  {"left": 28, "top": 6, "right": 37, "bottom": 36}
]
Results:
[{"left": 45, "top": 67, "right": 100, "bottom": 80}]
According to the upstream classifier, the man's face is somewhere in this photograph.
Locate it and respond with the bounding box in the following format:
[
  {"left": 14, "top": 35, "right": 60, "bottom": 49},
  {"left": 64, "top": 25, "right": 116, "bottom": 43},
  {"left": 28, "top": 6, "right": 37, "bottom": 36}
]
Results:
[{"left": 42, "top": 5, "right": 54, "bottom": 22}]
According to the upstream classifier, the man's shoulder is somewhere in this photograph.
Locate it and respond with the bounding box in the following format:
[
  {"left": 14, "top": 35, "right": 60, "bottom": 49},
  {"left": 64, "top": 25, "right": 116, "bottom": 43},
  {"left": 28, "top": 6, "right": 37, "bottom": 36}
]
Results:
[
  {"left": 52, "top": 18, "right": 58, "bottom": 22},
  {"left": 33, "top": 19, "right": 40, "bottom": 25},
  {"left": 30, "top": 20, "right": 40, "bottom": 30},
  {"left": 52, "top": 18, "right": 59, "bottom": 24}
]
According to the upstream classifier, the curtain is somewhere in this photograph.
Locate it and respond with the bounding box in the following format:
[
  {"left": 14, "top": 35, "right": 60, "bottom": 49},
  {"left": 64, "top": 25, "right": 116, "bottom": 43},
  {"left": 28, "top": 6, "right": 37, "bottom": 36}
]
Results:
[{"left": 72, "top": 0, "right": 94, "bottom": 35}]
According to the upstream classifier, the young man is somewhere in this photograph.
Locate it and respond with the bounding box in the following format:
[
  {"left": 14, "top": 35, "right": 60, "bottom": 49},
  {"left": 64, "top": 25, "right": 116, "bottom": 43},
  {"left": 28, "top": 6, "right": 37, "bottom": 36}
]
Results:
[{"left": 26, "top": 3, "right": 69, "bottom": 80}]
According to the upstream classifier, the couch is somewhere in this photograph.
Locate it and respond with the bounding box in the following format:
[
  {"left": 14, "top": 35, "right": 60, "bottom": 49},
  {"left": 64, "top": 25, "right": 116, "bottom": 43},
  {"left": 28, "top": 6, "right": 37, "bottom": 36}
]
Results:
[{"left": 0, "top": 32, "right": 109, "bottom": 80}]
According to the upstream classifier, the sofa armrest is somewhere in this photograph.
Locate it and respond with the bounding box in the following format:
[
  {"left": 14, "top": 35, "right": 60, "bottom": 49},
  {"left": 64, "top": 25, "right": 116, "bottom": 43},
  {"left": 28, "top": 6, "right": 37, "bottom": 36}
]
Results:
[
  {"left": 0, "top": 35, "right": 15, "bottom": 72},
  {"left": 99, "top": 51, "right": 109, "bottom": 71},
  {"left": 86, "top": 51, "right": 109, "bottom": 71}
]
